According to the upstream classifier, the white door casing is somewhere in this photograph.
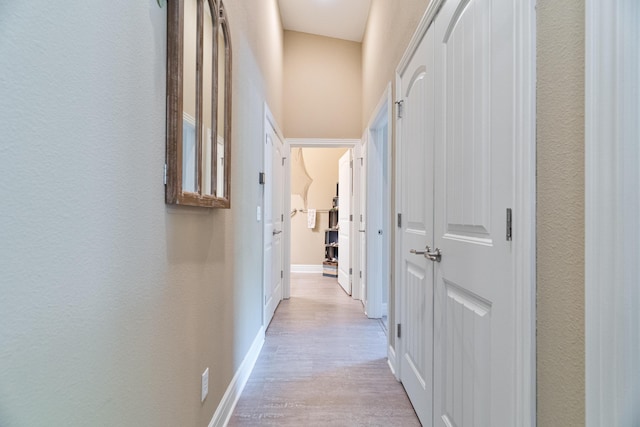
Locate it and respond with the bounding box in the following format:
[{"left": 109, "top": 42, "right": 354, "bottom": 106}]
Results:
[
  {"left": 432, "top": 0, "right": 517, "bottom": 425},
  {"left": 283, "top": 139, "right": 360, "bottom": 301},
  {"left": 263, "top": 115, "right": 284, "bottom": 327},
  {"left": 398, "top": 24, "right": 436, "bottom": 426},
  {"left": 586, "top": 0, "right": 640, "bottom": 424},
  {"left": 338, "top": 150, "right": 352, "bottom": 295}
]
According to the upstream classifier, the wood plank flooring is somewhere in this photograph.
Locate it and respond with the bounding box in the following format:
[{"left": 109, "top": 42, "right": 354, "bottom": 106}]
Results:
[{"left": 228, "top": 273, "right": 420, "bottom": 426}]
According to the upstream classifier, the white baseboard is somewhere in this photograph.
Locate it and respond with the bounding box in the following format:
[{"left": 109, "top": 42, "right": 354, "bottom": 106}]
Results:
[
  {"left": 291, "top": 264, "right": 323, "bottom": 274},
  {"left": 208, "top": 326, "right": 265, "bottom": 427},
  {"left": 388, "top": 344, "right": 399, "bottom": 381}
]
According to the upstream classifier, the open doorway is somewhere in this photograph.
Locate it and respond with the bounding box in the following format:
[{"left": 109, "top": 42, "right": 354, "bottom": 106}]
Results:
[
  {"left": 363, "top": 85, "right": 392, "bottom": 328},
  {"left": 289, "top": 146, "right": 347, "bottom": 274},
  {"left": 283, "top": 139, "right": 362, "bottom": 303}
]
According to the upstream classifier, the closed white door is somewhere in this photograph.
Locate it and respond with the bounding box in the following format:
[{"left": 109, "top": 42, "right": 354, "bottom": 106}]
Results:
[
  {"left": 263, "top": 124, "right": 284, "bottom": 327},
  {"left": 359, "top": 142, "right": 367, "bottom": 302},
  {"left": 338, "top": 150, "right": 351, "bottom": 295},
  {"left": 432, "top": 0, "right": 516, "bottom": 425},
  {"left": 398, "top": 24, "right": 435, "bottom": 426}
]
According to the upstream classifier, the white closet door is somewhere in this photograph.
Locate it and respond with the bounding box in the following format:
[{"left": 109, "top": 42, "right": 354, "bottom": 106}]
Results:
[
  {"left": 338, "top": 150, "right": 351, "bottom": 295},
  {"left": 432, "top": 0, "right": 516, "bottom": 425},
  {"left": 397, "top": 24, "right": 435, "bottom": 426}
]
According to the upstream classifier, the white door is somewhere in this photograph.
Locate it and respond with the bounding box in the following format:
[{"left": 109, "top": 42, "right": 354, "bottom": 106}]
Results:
[
  {"left": 263, "top": 124, "right": 284, "bottom": 327},
  {"left": 432, "top": 0, "right": 516, "bottom": 425},
  {"left": 398, "top": 24, "right": 435, "bottom": 426},
  {"left": 359, "top": 142, "right": 367, "bottom": 303},
  {"left": 338, "top": 150, "right": 351, "bottom": 294}
]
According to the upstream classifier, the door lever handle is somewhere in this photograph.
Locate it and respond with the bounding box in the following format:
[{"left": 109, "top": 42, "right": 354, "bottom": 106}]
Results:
[
  {"left": 272, "top": 230, "right": 282, "bottom": 235},
  {"left": 410, "top": 246, "right": 442, "bottom": 262},
  {"left": 425, "top": 246, "right": 442, "bottom": 262}
]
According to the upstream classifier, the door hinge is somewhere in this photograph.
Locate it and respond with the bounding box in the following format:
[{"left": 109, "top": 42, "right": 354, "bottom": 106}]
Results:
[
  {"left": 350, "top": 214, "right": 353, "bottom": 221},
  {"left": 506, "top": 208, "right": 512, "bottom": 241},
  {"left": 282, "top": 157, "right": 286, "bottom": 166},
  {"left": 281, "top": 214, "right": 284, "bottom": 221},
  {"left": 397, "top": 213, "right": 402, "bottom": 228},
  {"left": 395, "top": 100, "right": 404, "bottom": 119},
  {"left": 258, "top": 172, "right": 265, "bottom": 184},
  {"left": 360, "top": 214, "right": 363, "bottom": 221},
  {"left": 281, "top": 270, "right": 284, "bottom": 279},
  {"left": 349, "top": 267, "right": 353, "bottom": 275},
  {"left": 359, "top": 270, "right": 362, "bottom": 279},
  {"left": 397, "top": 324, "right": 402, "bottom": 338},
  {"left": 163, "top": 163, "right": 167, "bottom": 185}
]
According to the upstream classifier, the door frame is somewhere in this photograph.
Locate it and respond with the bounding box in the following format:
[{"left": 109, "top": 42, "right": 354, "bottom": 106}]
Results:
[
  {"left": 263, "top": 103, "right": 286, "bottom": 324},
  {"left": 284, "top": 139, "right": 361, "bottom": 300},
  {"left": 392, "top": 0, "right": 537, "bottom": 424},
  {"left": 364, "top": 83, "right": 393, "bottom": 320},
  {"left": 585, "top": 0, "right": 639, "bottom": 424}
]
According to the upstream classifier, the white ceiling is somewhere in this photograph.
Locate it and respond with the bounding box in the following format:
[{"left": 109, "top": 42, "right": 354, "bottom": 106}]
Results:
[{"left": 278, "top": 0, "right": 372, "bottom": 43}]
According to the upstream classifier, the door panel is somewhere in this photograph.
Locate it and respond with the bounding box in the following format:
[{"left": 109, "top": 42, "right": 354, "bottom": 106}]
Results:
[
  {"left": 264, "top": 125, "right": 284, "bottom": 327},
  {"left": 359, "top": 141, "right": 367, "bottom": 302},
  {"left": 398, "top": 25, "right": 435, "bottom": 427},
  {"left": 338, "top": 150, "right": 352, "bottom": 294},
  {"left": 433, "top": 0, "right": 515, "bottom": 425}
]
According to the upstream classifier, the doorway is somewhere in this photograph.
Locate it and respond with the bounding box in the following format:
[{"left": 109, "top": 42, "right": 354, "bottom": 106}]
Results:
[
  {"left": 283, "top": 139, "right": 361, "bottom": 302},
  {"left": 364, "top": 84, "right": 392, "bottom": 327}
]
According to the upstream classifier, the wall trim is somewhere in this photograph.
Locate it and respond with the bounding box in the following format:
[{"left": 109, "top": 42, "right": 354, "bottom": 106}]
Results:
[
  {"left": 287, "top": 138, "right": 360, "bottom": 148},
  {"left": 512, "top": 0, "right": 537, "bottom": 425},
  {"left": 208, "top": 326, "right": 265, "bottom": 427},
  {"left": 585, "top": 1, "right": 639, "bottom": 425},
  {"left": 290, "top": 264, "right": 323, "bottom": 274}
]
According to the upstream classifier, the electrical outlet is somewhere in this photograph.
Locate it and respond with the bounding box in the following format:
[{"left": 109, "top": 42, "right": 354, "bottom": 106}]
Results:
[{"left": 201, "top": 368, "right": 209, "bottom": 402}]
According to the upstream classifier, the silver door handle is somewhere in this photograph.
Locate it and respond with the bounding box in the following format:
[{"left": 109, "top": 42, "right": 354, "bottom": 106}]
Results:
[
  {"left": 410, "top": 246, "right": 442, "bottom": 262},
  {"left": 426, "top": 246, "right": 442, "bottom": 262},
  {"left": 272, "top": 230, "right": 282, "bottom": 235}
]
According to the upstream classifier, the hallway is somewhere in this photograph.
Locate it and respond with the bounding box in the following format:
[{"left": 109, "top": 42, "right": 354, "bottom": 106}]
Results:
[{"left": 228, "top": 274, "right": 420, "bottom": 426}]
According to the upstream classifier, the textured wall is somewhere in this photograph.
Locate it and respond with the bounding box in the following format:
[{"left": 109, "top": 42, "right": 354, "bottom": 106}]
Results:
[
  {"left": 537, "top": 1, "right": 586, "bottom": 425},
  {"left": 283, "top": 31, "right": 362, "bottom": 139},
  {"left": 0, "top": 1, "right": 282, "bottom": 425},
  {"left": 290, "top": 148, "right": 348, "bottom": 265},
  {"left": 362, "top": 0, "right": 431, "bottom": 125}
]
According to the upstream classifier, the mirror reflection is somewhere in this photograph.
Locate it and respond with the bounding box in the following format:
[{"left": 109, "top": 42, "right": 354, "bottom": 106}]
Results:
[
  {"left": 202, "top": 1, "right": 214, "bottom": 196},
  {"left": 183, "top": 0, "right": 198, "bottom": 193},
  {"left": 216, "top": 20, "right": 226, "bottom": 198}
]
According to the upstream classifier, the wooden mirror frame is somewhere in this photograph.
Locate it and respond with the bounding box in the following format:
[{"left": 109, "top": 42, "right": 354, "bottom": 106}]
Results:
[{"left": 166, "top": 0, "right": 232, "bottom": 208}]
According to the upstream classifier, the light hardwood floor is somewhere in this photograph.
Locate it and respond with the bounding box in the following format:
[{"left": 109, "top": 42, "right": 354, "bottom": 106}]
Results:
[{"left": 228, "top": 273, "right": 420, "bottom": 426}]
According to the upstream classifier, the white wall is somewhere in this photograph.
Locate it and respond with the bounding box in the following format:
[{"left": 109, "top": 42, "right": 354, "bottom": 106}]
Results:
[{"left": 0, "top": 1, "right": 282, "bottom": 425}]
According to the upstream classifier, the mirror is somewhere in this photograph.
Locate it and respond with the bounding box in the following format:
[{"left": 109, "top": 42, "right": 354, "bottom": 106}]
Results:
[{"left": 166, "top": 0, "right": 231, "bottom": 208}]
